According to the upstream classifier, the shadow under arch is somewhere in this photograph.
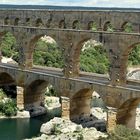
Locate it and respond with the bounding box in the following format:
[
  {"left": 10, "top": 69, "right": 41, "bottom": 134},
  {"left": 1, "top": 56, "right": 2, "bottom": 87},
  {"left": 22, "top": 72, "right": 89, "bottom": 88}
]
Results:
[
  {"left": 72, "top": 20, "right": 80, "bottom": 29},
  {"left": 14, "top": 18, "right": 20, "bottom": 26},
  {"left": 121, "top": 21, "right": 133, "bottom": 32},
  {"left": 0, "top": 72, "right": 17, "bottom": 98},
  {"left": 25, "top": 79, "right": 61, "bottom": 117},
  {"left": 103, "top": 21, "right": 113, "bottom": 31},
  {"left": 116, "top": 98, "right": 140, "bottom": 128},
  {"left": 35, "top": 18, "right": 44, "bottom": 27},
  {"left": 4, "top": 17, "right": 10, "bottom": 25}
]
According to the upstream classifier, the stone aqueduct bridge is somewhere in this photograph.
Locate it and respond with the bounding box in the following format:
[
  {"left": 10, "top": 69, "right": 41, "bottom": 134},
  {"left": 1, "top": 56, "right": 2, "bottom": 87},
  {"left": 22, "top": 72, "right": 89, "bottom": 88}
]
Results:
[{"left": 0, "top": 9, "right": 140, "bottom": 130}]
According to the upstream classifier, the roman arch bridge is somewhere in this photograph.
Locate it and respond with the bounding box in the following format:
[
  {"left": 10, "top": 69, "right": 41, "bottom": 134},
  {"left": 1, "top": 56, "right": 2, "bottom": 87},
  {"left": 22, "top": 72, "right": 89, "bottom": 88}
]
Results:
[{"left": 0, "top": 9, "right": 140, "bottom": 130}]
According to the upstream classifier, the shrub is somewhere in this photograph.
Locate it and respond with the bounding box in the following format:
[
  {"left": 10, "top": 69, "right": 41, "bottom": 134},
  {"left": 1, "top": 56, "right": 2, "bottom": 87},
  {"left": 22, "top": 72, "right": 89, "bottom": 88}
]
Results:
[
  {"left": 0, "top": 99, "right": 17, "bottom": 116},
  {"left": 99, "top": 125, "right": 140, "bottom": 140}
]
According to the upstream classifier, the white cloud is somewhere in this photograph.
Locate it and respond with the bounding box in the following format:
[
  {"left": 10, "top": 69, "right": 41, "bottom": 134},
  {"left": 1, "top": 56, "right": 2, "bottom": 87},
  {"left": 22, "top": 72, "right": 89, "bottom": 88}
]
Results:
[{"left": 1, "top": 0, "right": 140, "bottom": 8}]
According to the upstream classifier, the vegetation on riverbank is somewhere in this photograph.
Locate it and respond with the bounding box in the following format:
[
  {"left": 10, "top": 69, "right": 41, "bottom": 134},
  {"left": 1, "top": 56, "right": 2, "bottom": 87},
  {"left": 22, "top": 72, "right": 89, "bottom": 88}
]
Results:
[
  {"left": 100, "top": 125, "right": 140, "bottom": 140},
  {"left": 0, "top": 89, "right": 17, "bottom": 117}
]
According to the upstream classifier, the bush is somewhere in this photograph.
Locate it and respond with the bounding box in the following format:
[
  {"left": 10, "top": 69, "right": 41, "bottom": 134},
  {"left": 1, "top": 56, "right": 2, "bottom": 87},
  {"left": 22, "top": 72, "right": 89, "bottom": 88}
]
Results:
[
  {"left": 99, "top": 125, "right": 140, "bottom": 140},
  {"left": 0, "top": 99, "right": 17, "bottom": 116}
]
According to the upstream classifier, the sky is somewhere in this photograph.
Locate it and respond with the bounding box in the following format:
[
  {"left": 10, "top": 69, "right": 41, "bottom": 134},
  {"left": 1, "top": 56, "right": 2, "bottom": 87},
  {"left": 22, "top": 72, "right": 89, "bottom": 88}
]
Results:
[{"left": 0, "top": 0, "right": 140, "bottom": 8}]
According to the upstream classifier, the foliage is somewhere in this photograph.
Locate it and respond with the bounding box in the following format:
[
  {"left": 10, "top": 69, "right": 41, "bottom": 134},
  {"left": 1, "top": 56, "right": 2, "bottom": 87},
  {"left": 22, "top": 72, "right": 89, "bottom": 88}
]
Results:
[
  {"left": 80, "top": 45, "right": 109, "bottom": 74},
  {"left": 45, "top": 85, "right": 57, "bottom": 97},
  {"left": 90, "top": 22, "right": 97, "bottom": 31},
  {"left": 0, "top": 89, "right": 6, "bottom": 100},
  {"left": 99, "top": 125, "right": 140, "bottom": 140},
  {"left": 1, "top": 32, "right": 19, "bottom": 62},
  {"left": 33, "top": 39, "right": 64, "bottom": 68},
  {"left": 0, "top": 99, "right": 17, "bottom": 116},
  {"left": 123, "top": 23, "right": 133, "bottom": 33},
  {"left": 128, "top": 45, "right": 140, "bottom": 66}
]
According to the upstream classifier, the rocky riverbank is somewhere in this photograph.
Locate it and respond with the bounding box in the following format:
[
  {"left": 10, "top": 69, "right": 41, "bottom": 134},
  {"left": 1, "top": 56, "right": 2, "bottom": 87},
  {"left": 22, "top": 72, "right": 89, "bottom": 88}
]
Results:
[{"left": 25, "top": 117, "right": 107, "bottom": 140}]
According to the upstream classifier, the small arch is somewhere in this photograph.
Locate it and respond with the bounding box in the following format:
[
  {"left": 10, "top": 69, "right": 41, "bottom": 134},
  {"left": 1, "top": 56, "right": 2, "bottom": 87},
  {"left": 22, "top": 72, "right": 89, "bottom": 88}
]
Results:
[
  {"left": 14, "top": 18, "right": 19, "bottom": 26},
  {"left": 4, "top": 17, "right": 10, "bottom": 25},
  {"left": 72, "top": 20, "right": 80, "bottom": 29},
  {"left": 88, "top": 21, "right": 97, "bottom": 31},
  {"left": 59, "top": 20, "right": 66, "bottom": 29},
  {"left": 103, "top": 21, "right": 113, "bottom": 32},
  {"left": 35, "top": 18, "right": 44, "bottom": 27},
  {"left": 26, "top": 18, "right": 31, "bottom": 26},
  {"left": 121, "top": 22, "right": 133, "bottom": 32}
]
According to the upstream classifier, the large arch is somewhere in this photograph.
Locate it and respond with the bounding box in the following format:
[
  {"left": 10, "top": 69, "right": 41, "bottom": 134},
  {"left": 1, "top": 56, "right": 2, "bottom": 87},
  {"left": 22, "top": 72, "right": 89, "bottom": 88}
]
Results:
[
  {"left": 26, "top": 34, "right": 63, "bottom": 69},
  {"left": 70, "top": 88, "right": 107, "bottom": 131},
  {"left": 24, "top": 78, "right": 61, "bottom": 117},
  {"left": 120, "top": 42, "right": 140, "bottom": 84},
  {"left": 116, "top": 98, "right": 140, "bottom": 129}
]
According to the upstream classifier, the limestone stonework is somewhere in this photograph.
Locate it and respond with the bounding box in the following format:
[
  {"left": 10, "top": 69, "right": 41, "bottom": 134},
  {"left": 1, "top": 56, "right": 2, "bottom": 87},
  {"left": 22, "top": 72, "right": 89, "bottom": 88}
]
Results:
[{"left": 0, "top": 9, "right": 139, "bottom": 130}]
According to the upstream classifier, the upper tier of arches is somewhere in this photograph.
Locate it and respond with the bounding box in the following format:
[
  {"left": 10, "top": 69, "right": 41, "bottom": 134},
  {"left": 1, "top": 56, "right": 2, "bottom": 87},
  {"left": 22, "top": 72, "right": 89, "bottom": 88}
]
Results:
[{"left": 1, "top": 10, "right": 140, "bottom": 32}]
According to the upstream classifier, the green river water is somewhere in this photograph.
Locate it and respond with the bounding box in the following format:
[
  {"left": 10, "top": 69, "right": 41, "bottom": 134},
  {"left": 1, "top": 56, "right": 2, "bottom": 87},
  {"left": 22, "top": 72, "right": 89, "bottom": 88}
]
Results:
[{"left": 0, "top": 114, "right": 53, "bottom": 140}]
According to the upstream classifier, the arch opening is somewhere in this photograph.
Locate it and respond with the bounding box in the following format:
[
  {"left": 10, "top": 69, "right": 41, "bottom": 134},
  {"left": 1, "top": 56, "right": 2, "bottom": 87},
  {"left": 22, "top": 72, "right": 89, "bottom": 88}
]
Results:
[
  {"left": 59, "top": 20, "right": 66, "bottom": 29},
  {"left": 121, "top": 22, "right": 133, "bottom": 33},
  {"left": 0, "top": 32, "right": 19, "bottom": 64},
  {"left": 14, "top": 18, "right": 19, "bottom": 26},
  {"left": 70, "top": 89, "right": 107, "bottom": 132},
  {"left": 117, "top": 98, "right": 140, "bottom": 130},
  {"left": 126, "top": 44, "right": 140, "bottom": 81},
  {"left": 0, "top": 72, "right": 17, "bottom": 116},
  {"left": 72, "top": 20, "right": 81, "bottom": 29},
  {"left": 79, "top": 39, "right": 110, "bottom": 74},
  {"left": 88, "top": 21, "right": 97, "bottom": 31},
  {"left": 32, "top": 35, "right": 64, "bottom": 68},
  {"left": 35, "top": 18, "right": 44, "bottom": 27},
  {"left": 25, "top": 80, "right": 61, "bottom": 117},
  {"left": 4, "top": 17, "right": 10, "bottom": 25},
  {"left": 103, "top": 21, "right": 114, "bottom": 32}
]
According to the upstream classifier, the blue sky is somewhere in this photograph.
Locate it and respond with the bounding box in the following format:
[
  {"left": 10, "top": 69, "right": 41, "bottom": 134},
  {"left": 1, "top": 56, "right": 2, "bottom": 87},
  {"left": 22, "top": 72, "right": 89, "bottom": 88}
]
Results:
[{"left": 1, "top": 0, "right": 140, "bottom": 8}]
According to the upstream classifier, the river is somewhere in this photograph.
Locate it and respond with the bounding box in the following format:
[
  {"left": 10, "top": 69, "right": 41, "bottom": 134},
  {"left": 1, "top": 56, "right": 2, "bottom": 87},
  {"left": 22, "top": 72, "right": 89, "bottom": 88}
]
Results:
[{"left": 0, "top": 113, "right": 56, "bottom": 140}]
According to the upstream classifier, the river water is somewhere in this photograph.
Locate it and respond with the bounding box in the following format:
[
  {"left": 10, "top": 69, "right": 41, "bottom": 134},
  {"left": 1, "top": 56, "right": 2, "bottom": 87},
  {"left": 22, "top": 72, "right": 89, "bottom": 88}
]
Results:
[{"left": 0, "top": 113, "right": 55, "bottom": 140}]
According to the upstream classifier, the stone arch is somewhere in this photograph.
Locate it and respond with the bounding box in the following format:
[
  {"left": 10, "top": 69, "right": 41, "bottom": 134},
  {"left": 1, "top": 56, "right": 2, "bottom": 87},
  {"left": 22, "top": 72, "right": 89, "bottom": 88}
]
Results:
[
  {"left": 121, "top": 21, "right": 133, "bottom": 32},
  {"left": 14, "top": 18, "right": 20, "bottom": 26},
  {"left": 71, "top": 37, "right": 109, "bottom": 76},
  {"left": 35, "top": 18, "right": 44, "bottom": 27},
  {"left": 116, "top": 98, "right": 140, "bottom": 128},
  {"left": 59, "top": 20, "right": 66, "bottom": 29},
  {"left": 70, "top": 87, "right": 107, "bottom": 130},
  {"left": 26, "top": 34, "right": 63, "bottom": 69},
  {"left": 46, "top": 19, "right": 51, "bottom": 28},
  {"left": 87, "top": 21, "right": 97, "bottom": 31},
  {"left": 4, "top": 17, "right": 10, "bottom": 25},
  {"left": 72, "top": 20, "right": 80, "bottom": 29},
  {"left": 70, "top": 88, "right": 94, "bottom": 119},
  {"left": 103, "top": 21, "right": 113, "bottom": 31},
  {"left": 25, "top": 78, "right": 61, "bottom": 115},
  {"left": 120, "top": 42, "right": 140, "bottom": 84}
]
